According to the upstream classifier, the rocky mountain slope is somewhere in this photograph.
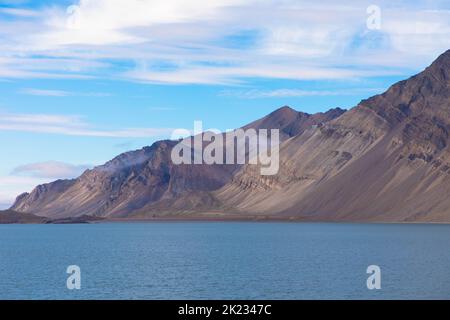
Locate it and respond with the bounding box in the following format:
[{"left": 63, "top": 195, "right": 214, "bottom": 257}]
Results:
[
  {"left": 11, "top": 106, "right": 344, "bottom": 218},
  {"left": 216, "top": 49, "right": 450, "bottom": 222},
  {"left": 11, "top": 49, "right": 450, "bottom": 222}
]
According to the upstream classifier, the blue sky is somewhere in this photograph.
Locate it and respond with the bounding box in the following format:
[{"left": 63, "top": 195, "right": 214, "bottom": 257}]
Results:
[{"left": 0, "top": 0, "right": 450, "bottom": 208}]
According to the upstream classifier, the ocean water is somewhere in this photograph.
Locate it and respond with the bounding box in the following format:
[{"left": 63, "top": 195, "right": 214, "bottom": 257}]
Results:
[{"left": 0, "top": 222, "right": 449, "bottom": 300}]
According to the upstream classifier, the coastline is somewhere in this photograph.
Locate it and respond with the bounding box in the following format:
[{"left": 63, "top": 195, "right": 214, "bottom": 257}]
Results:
[{"left": 2, "top": 209, "right": 450, "bottom": 224}]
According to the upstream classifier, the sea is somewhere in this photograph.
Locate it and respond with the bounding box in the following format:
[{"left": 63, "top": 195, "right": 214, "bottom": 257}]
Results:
[{"left": 0, "top": 222, "right": 449, "bottom": 299}]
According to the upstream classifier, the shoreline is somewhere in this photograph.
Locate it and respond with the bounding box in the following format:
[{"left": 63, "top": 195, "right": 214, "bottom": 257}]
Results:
[
  {"left": 3, "top": 215, "right": 450, "bottom": 225},
  {"left": 2, "top": 209, "right": 450, "bottom": 225}
]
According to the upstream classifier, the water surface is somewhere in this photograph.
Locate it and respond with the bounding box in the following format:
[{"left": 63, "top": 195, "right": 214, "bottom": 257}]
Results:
[{"left": 0, "top": 222, "right": 449, "bottom": 299}]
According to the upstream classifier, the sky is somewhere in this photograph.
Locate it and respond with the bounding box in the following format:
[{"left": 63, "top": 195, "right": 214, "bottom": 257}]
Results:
[{"left": 0, "top": 0, "right": 450, "bottom": 208}]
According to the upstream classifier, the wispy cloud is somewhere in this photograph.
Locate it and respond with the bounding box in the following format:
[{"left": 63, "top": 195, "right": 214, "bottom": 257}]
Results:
[
  {"left": 0, "top": 7, "right": 39, "bottom": 17},
  {"left": 220, "top": 87, "right": 386, "bottom": 99},
  {"left": 0, "top": 1, "right": 449, "bottom": 84},
  {"left": 19, "top": 88, "right": 71, "bottom": 96},
  {"left": 125, "top": 64, "right": 396, "bottom": 85},
  {"left": 19, "top": 88, "right": 111, "bottom": 97},
  {"left": 0, "top": 112, "right": 174, "bottom": 138},
  {"left": 12, "top": 161, "right": 91, "bottom": 179}
]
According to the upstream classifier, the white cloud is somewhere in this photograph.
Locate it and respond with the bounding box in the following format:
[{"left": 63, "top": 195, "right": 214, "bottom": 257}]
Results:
[
  {"left": 19, "top": 88, "right": 111, "bottom": 97},
  {"left": 0, "top": 7, "right": 39, "bottom": 17},
  {"left": 0, "top": 1, "right": 449, "bottom": 84},
  {"left": 0, "top": 112, "right": 174, "bottom": 138},
  {"left": 12, "top": 161, "right": 91, "bottom": 179},
  {"left": 39, "top": 0, "right": 250, "bottom": 46},
  {"left": 19, "top": 88, "right": 71, "bottom": 97},
  {"left": 383, "top": 9, "right": 450, "bottom": 56},
  {"left": 126, "top": 63, "right": 402, "bottom": 85},
  {"left": 220, "top": 87, "right": 386, "bottom": 99}
]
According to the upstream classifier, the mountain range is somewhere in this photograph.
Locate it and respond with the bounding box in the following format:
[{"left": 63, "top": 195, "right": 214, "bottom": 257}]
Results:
[{"left": 9, "top": 49, "right": 450, "bottom": 222}]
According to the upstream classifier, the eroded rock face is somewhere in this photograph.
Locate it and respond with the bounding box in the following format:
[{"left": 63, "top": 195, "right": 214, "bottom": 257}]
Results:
[
  {"left": 11, "top": 105, "right": 343, "bottom": 218},
  {"left": 216, "top": 50, "right": 450, "bottom": 222},
  {"left": 12, "top": 50, "right": 450, "bottom": 222}
]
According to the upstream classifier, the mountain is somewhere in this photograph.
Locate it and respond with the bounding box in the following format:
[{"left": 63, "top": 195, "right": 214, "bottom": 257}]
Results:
[
  {"left": 11, "top": 49, "right": 450, "bottom": 222},
  {"left": 216, "top": 49, "right": 450, "bottom": 222},
  {"left": 11, "top": 106, "right": 344, "bottom": 218}
]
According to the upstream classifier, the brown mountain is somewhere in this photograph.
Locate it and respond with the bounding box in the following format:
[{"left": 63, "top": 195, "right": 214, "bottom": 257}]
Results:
[
  {"left": 11, "top": 106, "right": 344, "bottom": 218},
  {"left": 11, "top": 49, "right": 450, "bottom": 222},
  {"left": 216, "top": 49, "right": 450, "bottom": 222}
]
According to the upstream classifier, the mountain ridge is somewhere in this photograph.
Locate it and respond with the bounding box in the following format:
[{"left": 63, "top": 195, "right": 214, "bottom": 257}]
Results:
[
  {"left": 214, "top": 49, "right": 450, "bottom": 222},
  {"left": 10, "top": 49, "right": 450, "bottom": 222},
  {"left": 11, "top": 105, "right": 344, "bottom": 218}
]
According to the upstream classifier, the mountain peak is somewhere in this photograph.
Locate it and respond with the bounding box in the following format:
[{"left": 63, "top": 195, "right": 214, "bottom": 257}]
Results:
[
  {"left": 356, "top": 48, "right": 450, "bottom": 126},
  {"left": 264, "top": 106, "right": 302, "bottom": 124},
  {"left": 431, "top": 49, "right": 450, "bottom": 65},
  {"left": 269, "top": 105, "right": 299, "bottom": 117},
  {"left": 422, "top": 49, "right": 450, "bottom": 81}
]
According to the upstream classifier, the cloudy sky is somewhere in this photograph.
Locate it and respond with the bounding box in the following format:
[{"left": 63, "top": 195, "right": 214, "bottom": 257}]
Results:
[{"left": 0, "top": 0, "right": 450, "bottom": 208}]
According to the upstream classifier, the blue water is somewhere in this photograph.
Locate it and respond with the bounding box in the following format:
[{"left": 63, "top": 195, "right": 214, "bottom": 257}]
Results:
[{"left": 0, "top": 222, "right": 450, "bottom": 300}]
